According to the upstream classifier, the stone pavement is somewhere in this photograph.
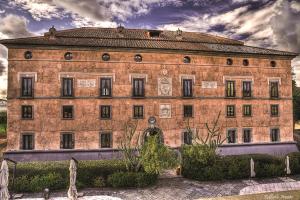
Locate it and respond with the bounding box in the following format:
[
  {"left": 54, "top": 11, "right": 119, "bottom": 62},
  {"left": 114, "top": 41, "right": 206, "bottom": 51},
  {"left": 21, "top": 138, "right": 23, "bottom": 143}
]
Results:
[{"left": 19, "top": 175, "right": 300, "bottom": 200}]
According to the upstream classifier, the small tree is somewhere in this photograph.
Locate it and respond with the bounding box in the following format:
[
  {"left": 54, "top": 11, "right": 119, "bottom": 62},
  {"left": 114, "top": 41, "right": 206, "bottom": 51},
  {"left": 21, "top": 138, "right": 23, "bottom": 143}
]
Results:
[
  {"left": 185, "top": 111, "right": 227, "bottom": 149},
  {"left": 140, "top": 135, "right": 178, "bottom": 174}
]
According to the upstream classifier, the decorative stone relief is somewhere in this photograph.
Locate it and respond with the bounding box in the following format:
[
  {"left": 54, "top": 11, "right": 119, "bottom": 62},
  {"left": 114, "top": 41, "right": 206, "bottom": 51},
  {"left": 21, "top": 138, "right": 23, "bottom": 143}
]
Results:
[
  {"left": 158, "top": 77, "right": 172, "bottom": 96},
  {"left": 77, "top": 79, "right": 96, "bottom": 87},
  {"left": 159, "top": 104, "right": 171, "bottom": 118},
  {"left": 202, "top": 81, "right": 217, "bottom": 89}
]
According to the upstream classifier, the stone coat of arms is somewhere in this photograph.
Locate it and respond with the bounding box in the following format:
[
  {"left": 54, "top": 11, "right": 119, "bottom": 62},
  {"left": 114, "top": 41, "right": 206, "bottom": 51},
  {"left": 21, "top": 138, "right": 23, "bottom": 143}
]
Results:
[{"left": 158, "top": 77, "right": 172, "bottom": 96}]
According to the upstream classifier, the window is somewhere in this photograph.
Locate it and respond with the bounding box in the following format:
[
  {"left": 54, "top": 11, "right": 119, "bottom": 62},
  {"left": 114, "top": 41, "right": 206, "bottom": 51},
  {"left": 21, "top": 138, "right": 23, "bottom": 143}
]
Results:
[
  {"left": 24, "top": 51, "right": 32, "bottom": 59},
  {"left": 227, "top": 58, "right": 233, "bottom": 65},
  {"left": 134, "top": 54, "right": 142, "bottom": 62},
  {"left": 149, "top": 30, "right": 161, "bottom": 38},
  {"left": 182, "top": 79, "right": 193, "bottom": 97},
  {"left": 22, "top": 105, "right": 33, "bottom": 119},
  {"left": 226, "top": 105, "right": 235, "bottom": 117},
  {"left": 243, "top": 105, "right": 252, "bottom": 117},
  {"left": 242, "top": 81, "right": 252, "bottom": 97},
  {"left": 243, "top": 59, "right": 249, "bottom": 66},
  {"left": 183, "top": 56, "right": 191, "bottom": 63},
  {"left": 270, "top": 81, "right": 279, "bottom": 98},
  {"left": 62, "top": 78, "right": 74, "bottom": 97},
  {"left": 62, "top": 105, "right": 73, "bottom": 119},
  {"left": 227, "top": 129, "right": 236, "bottom": 143},
  {"left": 100, "top": 78, "right": 112, "bottom": 97},
  {"left": 243, "top": 129, "right": 251, "bottom": 143},
  {"left": 100, "top": 132, "right": 112, "bottom": 148},
  {"left": 133, "top": 105, "right": 144, "bottom": 119},
  {"left": 270, "top": 61, "right": 276, "bottom": 67},
  {"left": 225, "top": 81, "right": 235, "bottom": 97},
  {"left": 21, "top": 134, "right": 34, "bottom": 150},
  {"left": 64, "top": 52, "right": 73, "bottom": 60},
  {"left": 60, "top": 133, "right": 74, "bottom": 149},
  {"left": 102, "top": 53, "right": 110, "bottom": 61},
  {"left": 21, "top": 77, "right": 34, "bottom": 97},
  {"left": 183, "top": 131, "right": 193, "bottom": 145},
  {"left": 100, "top": 105, "right": 111, "bottom": 119},
  {"left": 183, "top": 105, "right": 193, "bottom": 118},
  {"left": 132, "top": 78, "right": 145, "bottom": 97},
  {"left": 270, "top": 128, "right": 280, "bottom": 142},
  {"left": 271, "top": 104, "right": 279, "bottom": 117}
]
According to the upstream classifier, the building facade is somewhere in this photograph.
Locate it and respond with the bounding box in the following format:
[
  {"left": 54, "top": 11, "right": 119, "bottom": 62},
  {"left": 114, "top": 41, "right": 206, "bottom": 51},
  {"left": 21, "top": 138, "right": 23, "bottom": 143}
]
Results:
[{"left": 1, "top": 27, "right": 298, "bottom": 161}]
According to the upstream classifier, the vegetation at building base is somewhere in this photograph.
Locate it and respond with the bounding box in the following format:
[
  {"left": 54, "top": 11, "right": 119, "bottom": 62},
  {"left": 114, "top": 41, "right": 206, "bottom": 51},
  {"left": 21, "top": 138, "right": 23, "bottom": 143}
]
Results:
[{"left": 0, "top": 111, "right": 7, "bottom": 138}]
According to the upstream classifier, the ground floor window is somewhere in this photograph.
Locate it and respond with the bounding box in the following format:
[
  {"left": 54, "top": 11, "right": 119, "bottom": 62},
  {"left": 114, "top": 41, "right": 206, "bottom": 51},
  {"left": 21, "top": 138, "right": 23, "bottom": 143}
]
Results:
[
  {"left": 100, "top": 132, "right": 112, "bottom": 148},
  {"left": 21, "top": 133, "right": 34, "bottom": 150},
  {"left": 62, "top": 105, "right": 73, "bottom": 119},
  {"left": 243, "top": 129, "right": 252, "bottom": 143},
  {"left": 270, "top": 128, "right": 280, "bottom": 142},
  {"left": 226, "top": 105, "right": 235, "bottom": 117},
  {"left": 183, "top": 131, "right": 193, "bottom": 145},
  {"left": 183, "top": 105, "right": 193, "bottom": 118},
  {"left": 100, "top": 105, "right": 111, "bottom": 119},
  {"left": 133, "top": 105, "right": 144, "bottom": 119},
  {"left": 60, "top": 133, "right": 74, "bottom": 149},
  {"left": 21, "top": 105, "right": 33, "bottom": 119},
  {"left": 227, "top": 129, "right": 236, "bottom": 143}
]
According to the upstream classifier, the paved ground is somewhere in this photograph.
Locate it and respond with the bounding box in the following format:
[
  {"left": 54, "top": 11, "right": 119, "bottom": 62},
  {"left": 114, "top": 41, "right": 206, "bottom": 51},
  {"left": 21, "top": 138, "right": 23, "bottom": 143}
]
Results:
[{"left": 18, "top": 175, "right": 300, "bottom": 200}]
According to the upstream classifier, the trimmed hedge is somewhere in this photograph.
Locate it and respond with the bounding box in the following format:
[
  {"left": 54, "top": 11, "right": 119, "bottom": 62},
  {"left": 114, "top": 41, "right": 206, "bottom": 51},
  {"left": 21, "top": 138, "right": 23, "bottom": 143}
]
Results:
[
  {"left": 10, "top": 160, "right": 128, "bottom": 192},
  {"left": 181, "top": 145, "right": 289, "bottom": 181},
  {"left": 107, "top": 172, "right": 158, "bottom": 188}
]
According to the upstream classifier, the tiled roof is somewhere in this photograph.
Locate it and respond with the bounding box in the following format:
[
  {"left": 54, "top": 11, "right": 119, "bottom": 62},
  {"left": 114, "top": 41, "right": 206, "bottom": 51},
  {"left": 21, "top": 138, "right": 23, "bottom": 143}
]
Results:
[{"left": 0, "top": 27, "right": 298, "bottom": 57}]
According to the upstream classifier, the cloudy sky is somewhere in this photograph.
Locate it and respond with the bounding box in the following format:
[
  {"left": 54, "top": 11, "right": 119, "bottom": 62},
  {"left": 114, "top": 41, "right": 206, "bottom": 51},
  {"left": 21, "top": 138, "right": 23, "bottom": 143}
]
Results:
[{"left": 0, "top": 0, "right": 300, "bottom": 98}]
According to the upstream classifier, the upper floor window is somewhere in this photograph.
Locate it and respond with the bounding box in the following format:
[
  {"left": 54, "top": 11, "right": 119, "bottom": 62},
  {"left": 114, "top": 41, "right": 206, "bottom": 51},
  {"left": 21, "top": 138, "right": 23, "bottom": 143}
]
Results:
[
  {"left": 64, "top": 52, "right": 73, "bottom": 60},
  {"left": 183, "top": 131, "right": 193, "bottom": 145},
  {"left": 183, "top": 105, "right": 193, "bottom": 118},
  {"left": 22, "top": 105, "right": 33, "bottom": 119},
  {"left": 24, "top": 51, "right": 32, "bottom": 59},
  {"left": 270, "top": 128, "right": 280, "bottom": 142},
  {"left": 243, "top": 59, "right": 249, "bottom": 66},
  {"left": 242, "top": 81, "right": 252, "bottom": 97},
  {"left": 225, "top": 81, "right": 235, "bottom": 97},
  {"left": 227, "top": 129, "right": 236, "bottom": 143},
  {"left": 270, "top": 81, "right": 279, "bottom": 98},
  {"left": 226, "top": 58, "right": 233, "bottom": 65},
  {"left": 102, "top": 53, "right": 110, "bottom": 61},
  {"left": 21, "top": 133, "right": 34, "bottom": 150},
  {"left": 100, "top": 105, "right": 111, "bottom": 119},
  {"left": 271, "top": 104, "right": 279, "bottom": 117},
  {"left": 60, "top": 133, "right": 74, "bottom": 149},
  {"left": 183, "top": 56, "right": 191, "bottom": 63},
  {"left": 243, "top": 129, "right": 251, "bottom": 143},
  {"left": 182, "top": 79, "right": 193, "bottom": 97},
  {"left": 132, "top": 78, "right": 145, "bottom": 97},
  {"left": 62, "top": 105, "right": 74, "bottom": 119},
  {"left": 133, "top": 105, "right": 144, "bottom": 119},
  {"left": 226, "top": 105, "right": 235, "bottom": 117},
  {"left": 100, "top": 78, "right": 112, "bottom": 97},
  {"left": 134, "top": 54, "right": 142, "bottom": 62},
  {"left": 21, "top": 77, "right": 34, "bottom": 97},
  {"left": 62, "top": 78, "right": 74, "bottom": 97},
  {"left": 100, "top": 132, "right": 112, "bottom": 148},
  {"left": 243, "top": 105, "right": 252, "bottom": 117}
]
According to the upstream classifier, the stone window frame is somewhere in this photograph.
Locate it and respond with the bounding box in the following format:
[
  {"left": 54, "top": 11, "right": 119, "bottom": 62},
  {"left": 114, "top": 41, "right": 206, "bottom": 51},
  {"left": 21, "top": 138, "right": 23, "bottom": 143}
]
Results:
[
  {"left": 270, "top": 128, "right": 280, "bottom": 142},
  {"left": 18, "top": 72, "right": 37, "bottom": 98},
  {"left": 242, "top": 128, "right": 252, "bottom": 143},
  {"left": 62, "top": 105, "right": 74, "bottom": 120},
  {"left": 21, "top": 105, "right": 34, "bottom": 120},
  {"left": 242, "top": 104, "right": 252, "bottom": 117},
  {"left": 133, "top": 105, "right": 144, "bottom": 119},
  {"left": 226, "top": 105, "right": 236, "bottom": 118},
  {"left": 242, "top": 80, "right": 253, "bottom": 98},
  {"left": 100, "top": 105, "right": 112, "bottom": 119},
  {"left": 183, "top": 105, "right": 193, "bottom": 118},
  {"left": 99, "top": 77, "right": 113, "bottom": 97},
  {"left": 268, "top": 78, "right": 281, "bottom": 99},
  {"left": 20, "top": 132, "right": 35, "bottom": 150},
  {"left": 227, "top": 128, "right": 237, "bottom": 144},
  {"left": 182, "top": 128, "right": 194, "bottom": 145},
  {"left": 270, "top": 104, "right": 279, "bottom": 117},
  {"left": 99, "top": 131, "right": 113, "bottom": 148},
  {"left": 60, "top": 132, "right": 75, "bottom": 149}
]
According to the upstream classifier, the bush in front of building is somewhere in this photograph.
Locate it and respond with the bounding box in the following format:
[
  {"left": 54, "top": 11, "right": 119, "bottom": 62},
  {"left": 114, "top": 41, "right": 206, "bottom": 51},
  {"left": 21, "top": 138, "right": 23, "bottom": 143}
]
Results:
[
  {"left": 107, "top": 172, "right": 158, "bottom": 188},
  {"left": 10, "top": 160, "right": 128, "bottom": 192},
  {"left": 288, "top": 152, "right": 300, "bottom": 174},
  {"left": 181, "top": 145, "right": 287, "bottom": 181}
]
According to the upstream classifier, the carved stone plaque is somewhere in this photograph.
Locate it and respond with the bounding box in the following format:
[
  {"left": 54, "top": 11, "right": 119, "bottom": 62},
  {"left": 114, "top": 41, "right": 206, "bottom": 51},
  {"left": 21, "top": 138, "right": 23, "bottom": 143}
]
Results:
[
  {"left": 159, "top": 104, "right": 171, "bottom": 118},
  {"left": 202, "top": 81, "right": 217, "bottom": 89},
  {"left": 77, "top": 79, "right": 96, "bottom": 88},
  {"left": 158, "top": 77, "right": 172, "bottom": 96}
]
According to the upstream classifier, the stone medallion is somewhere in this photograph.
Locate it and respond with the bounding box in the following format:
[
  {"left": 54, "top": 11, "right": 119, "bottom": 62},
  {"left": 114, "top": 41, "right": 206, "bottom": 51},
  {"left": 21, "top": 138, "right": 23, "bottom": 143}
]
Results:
[{"left": 159, "top": 104, "right": 171, "bottom": 118}]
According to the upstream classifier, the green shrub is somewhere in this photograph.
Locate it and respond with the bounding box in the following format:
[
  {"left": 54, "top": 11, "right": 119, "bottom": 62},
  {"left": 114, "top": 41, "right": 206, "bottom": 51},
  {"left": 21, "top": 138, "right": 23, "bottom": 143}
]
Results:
[
  {"left": 107, "top": 172, "right": 157, "bottom": 188},
  {"left": 181, "top": 145, "right": 289, "bottom": 181},
  {"left": 93, "top": 177, "right": 106, "bottom": 188}
]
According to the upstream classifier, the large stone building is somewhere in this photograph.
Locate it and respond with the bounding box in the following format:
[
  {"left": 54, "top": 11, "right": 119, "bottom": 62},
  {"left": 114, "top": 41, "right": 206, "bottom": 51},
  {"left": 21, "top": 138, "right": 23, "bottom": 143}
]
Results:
[{"left": 0, "top": 26, "right": 299, "bottom": 161}]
